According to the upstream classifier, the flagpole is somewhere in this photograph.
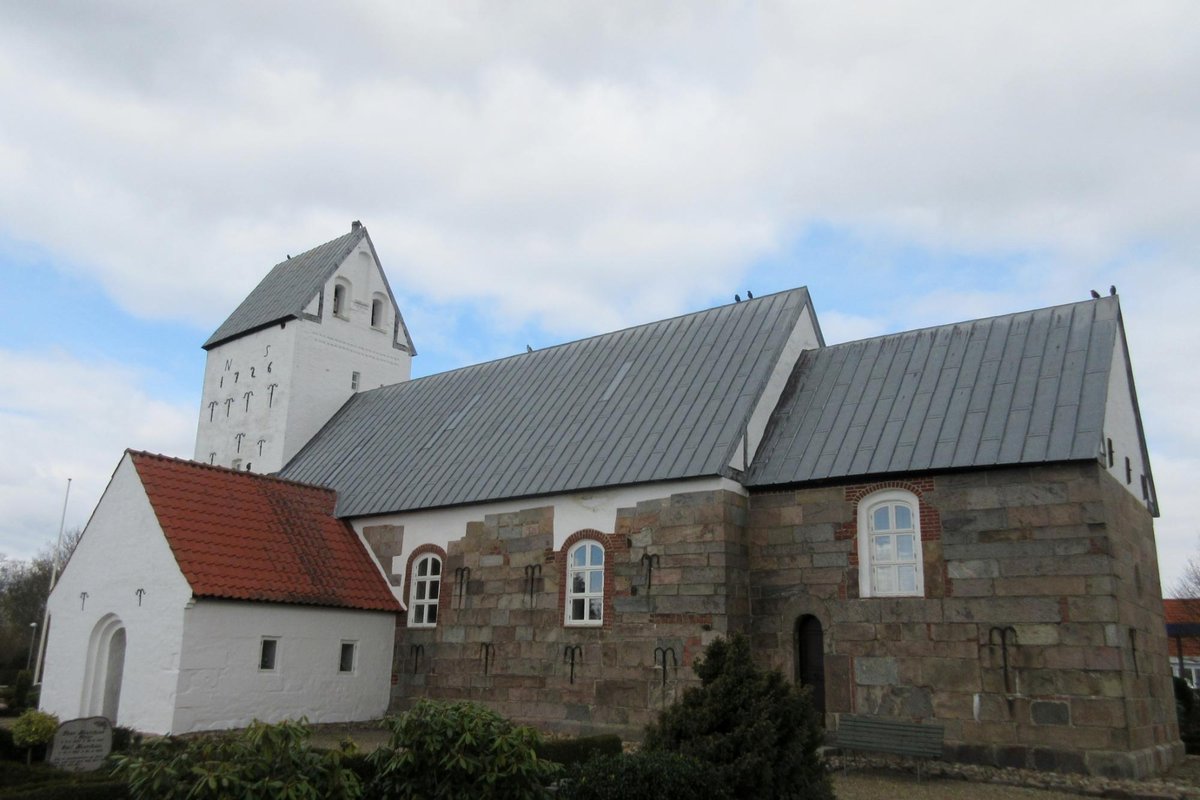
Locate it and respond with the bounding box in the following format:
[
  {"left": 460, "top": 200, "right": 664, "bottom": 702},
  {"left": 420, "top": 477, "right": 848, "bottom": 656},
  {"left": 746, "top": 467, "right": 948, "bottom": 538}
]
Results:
[{"left": 33, "top": 478, "right": 70, "bottom": 687}]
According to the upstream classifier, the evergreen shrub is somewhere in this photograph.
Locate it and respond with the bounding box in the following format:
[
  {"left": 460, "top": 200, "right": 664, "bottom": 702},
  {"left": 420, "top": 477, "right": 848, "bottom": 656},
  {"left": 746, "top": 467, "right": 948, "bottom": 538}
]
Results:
[
  {"left": 366, "top": 699, "right": 561, "bottom": 800},
  {"left": 643, "top": 634, "right": 832, "bottom": 800},
  {"left": 11, "top": 671, "right": 33, "bottom": 713}
]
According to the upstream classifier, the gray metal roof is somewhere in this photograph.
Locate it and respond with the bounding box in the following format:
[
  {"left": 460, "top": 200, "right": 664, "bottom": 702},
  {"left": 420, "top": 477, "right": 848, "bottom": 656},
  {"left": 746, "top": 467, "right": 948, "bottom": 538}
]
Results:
[
  {"left": 746, "top": 296, "right": 1123, "bottom": 488},
  {"left": 280, "top": 288, "right": 815, "bottom": 517},
  {"left": 203, "top": 227, "right": 366, "bottom": 350}
]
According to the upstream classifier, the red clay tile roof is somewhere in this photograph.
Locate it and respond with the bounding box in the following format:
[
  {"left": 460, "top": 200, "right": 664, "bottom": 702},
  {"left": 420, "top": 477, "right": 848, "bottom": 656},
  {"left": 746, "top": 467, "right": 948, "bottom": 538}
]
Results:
[{"left": 129, "top": 451, "right": 400, "bottom": 613}]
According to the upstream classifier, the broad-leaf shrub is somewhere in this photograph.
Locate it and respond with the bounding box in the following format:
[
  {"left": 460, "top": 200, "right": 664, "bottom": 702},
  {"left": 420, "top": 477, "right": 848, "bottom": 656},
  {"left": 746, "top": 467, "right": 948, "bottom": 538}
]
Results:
[
  {"left": 112, "top": 718, "right": 359, "bottom": 800},
  {"left": 366, "top": 700, "right": 561, "bottom": 799},
  {"left": 643, "top": 634, "right": 833, "bottom": 800},
  {"left": 559, "top": 751, "right": 729, "bottom": 800}
]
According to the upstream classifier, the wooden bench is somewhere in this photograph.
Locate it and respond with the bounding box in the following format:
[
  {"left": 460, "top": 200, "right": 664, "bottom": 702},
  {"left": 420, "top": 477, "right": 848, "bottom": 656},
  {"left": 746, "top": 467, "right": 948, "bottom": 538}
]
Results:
[{"left": 834, "top": 715, "right": 944, "bottom": 780}]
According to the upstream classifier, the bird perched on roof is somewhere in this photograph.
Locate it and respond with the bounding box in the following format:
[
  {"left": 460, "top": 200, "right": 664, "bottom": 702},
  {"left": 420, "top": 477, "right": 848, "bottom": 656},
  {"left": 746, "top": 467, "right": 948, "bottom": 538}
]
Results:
[
  {"left": 526, "top": 345, "right": 533, "bottom": 353},
  {"left": 1090, "top": 289, "right": 1101, "bottom": 299},
  {"left": 1110, "top": 285, "right": 1117, "bottom": 296},
  {"left": 734, "top": 294, "right": 741, "bottom": 303},
  {"left": 747, "top": 290, "right": 754, "bottom": 299}
]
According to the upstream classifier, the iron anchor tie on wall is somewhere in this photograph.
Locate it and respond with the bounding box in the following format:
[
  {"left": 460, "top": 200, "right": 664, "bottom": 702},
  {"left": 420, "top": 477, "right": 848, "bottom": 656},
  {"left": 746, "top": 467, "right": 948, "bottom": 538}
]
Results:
[
  {"left": 563, "top": 645, "right": 583, "bottom": 684},
  {"left": 480, "top": 642, "right": 495, "bottom": 676},
  {"left": 454, "top": 566, "right": 471, "bottom": 606},
  {"left": 524, "top": 564, "right": 541, "bottom": 607},
  {"left": 410, "top": 644, "right": 424, "bottom": 675},
  {"left": 641, "top": 553, "right": 661, "bottom": 594},
  {"left": 654, "top": 646, "right": 678, "bottom": 689},
  {"left": 988, "top": 625, "right": 1018, "bottom": 694}
]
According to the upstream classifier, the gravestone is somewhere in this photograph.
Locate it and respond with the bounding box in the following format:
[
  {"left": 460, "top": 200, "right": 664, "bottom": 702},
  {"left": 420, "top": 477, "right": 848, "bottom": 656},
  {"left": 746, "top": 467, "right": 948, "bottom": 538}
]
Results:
[{"left": 48, "top": 716, "right": 113, "bottom": 772}]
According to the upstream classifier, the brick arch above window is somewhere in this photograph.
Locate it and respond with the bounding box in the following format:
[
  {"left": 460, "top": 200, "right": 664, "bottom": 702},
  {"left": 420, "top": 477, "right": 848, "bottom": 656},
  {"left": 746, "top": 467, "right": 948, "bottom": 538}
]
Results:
[
  {"left": 556, "top": 529, "right": 628, "bottom": 629},
  {"left": 404, "top": 544, "right": 446, "bottom": 628},
  {"left": 835, "top": 479, "right": 944, "bottom": 600}
]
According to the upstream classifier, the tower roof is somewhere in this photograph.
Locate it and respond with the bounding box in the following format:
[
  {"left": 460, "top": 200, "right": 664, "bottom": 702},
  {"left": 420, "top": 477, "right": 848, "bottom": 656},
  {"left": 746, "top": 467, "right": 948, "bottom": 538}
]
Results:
[{"left": 202, "top": 224, "right": 415, "bottom": 353}]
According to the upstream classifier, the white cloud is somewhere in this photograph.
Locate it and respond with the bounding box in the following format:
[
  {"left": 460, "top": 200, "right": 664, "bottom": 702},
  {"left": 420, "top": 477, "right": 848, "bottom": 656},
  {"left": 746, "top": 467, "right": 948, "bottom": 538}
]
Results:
[
  {"left": 0, "top": 349, "right": 195, "bottom": 561},
  {"left": 0, "top": 1, "right": 1198, "bottom": 589},
  {"left": 2, "top": 2, "right": 1198, "bottom": 336}
]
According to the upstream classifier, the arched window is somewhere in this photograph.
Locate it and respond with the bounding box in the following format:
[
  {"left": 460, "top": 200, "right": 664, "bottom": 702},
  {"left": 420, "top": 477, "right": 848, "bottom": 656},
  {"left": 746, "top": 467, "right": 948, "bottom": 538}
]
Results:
[
  {"left": 858, "top": 489, "right": 924, "bottom": 598},
  {"left": 332, "top": 279, "right": 351, "bottom": 319},
  {"left": 409, "top": 553, "right": 442, "bottom": 627},
  {"left": 370, "top": 295, "right": 386, "bottom": 329},
  {"left": 565, "top": 540, "right": 604, "bottom": 626}
]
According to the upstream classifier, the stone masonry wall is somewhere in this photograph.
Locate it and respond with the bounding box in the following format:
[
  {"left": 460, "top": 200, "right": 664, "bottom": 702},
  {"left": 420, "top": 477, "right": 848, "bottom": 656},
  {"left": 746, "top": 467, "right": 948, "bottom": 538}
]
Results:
[
  {"left": 389, "top": 489, "right": 749, "bottom": 738},
  {"left": 748, "top": 462, "right": 1181, "bottom": 778}
]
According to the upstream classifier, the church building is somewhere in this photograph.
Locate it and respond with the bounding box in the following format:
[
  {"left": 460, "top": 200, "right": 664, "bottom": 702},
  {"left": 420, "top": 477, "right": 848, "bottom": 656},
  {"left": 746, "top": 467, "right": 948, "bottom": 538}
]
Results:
[{"left": 41, "top": 223, "right": 1180, "bottom": 778}]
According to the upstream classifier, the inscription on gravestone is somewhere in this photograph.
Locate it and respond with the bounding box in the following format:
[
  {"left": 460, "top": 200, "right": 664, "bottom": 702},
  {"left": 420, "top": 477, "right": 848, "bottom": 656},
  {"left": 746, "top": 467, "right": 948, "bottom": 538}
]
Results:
[{"left": 48, "top": 716, "right": 112, "bottom": 772}]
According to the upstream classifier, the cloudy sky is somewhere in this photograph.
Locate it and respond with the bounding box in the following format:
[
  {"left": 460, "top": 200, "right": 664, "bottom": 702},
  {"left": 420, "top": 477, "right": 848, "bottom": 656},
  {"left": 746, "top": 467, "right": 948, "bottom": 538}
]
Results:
[{"left": 2, "top": 2, "right": 1198, "bottom": 591}]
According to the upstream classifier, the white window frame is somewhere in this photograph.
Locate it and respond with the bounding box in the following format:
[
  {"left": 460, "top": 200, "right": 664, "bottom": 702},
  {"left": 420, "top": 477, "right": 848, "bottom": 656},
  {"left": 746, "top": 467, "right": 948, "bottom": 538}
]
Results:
[
  {"left": 857, "top": 489, "right": 924, "bottom": 598},
  {"left": 338, "top": 641, "right": 357, "bottom": 674},
  {"left": 259, "top": 637, "right": 279, "bottom": 671},
  {"left": 408, "top": 553, "right": 442, "bottom": 628},
  {"left": 565, "top": 540, "right": 605, "bottom": 627}
]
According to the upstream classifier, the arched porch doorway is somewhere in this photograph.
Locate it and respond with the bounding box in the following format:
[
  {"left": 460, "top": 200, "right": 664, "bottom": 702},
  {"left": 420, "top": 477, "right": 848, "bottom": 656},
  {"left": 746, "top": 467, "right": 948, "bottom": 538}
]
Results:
[
  {"left": 82, "top": 614, "right": 126, "bottom": 723},
  {"left": 794, "top": 614, "right": 826, "bottom": 716}
]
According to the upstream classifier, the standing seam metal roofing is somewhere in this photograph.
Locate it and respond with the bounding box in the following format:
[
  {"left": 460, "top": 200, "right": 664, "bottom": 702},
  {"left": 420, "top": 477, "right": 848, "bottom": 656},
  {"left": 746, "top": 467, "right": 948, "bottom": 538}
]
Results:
[
  {"left": 279, "top": 289, "right": 815, "bottom": 517},
  {"left": 203, "top": 228, "right": 367, "bottom": 349},
  {"left": 746, "top": 296, "right": 1124, "bottom": 488}
]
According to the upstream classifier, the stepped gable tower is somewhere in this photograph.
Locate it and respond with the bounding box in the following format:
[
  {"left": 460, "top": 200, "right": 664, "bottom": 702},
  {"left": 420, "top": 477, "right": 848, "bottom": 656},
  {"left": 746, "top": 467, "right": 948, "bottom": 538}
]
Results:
[{"left": 194, "top": 221, "right": 415, "bottom": 473}]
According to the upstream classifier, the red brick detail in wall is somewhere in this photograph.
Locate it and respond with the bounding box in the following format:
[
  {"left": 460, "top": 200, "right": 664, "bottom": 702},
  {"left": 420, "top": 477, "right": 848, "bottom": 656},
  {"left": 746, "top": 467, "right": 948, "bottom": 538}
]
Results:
[
  {"left": 555, "top": 529, "right": 630, "bottom": 631},
  {"left": 837, "top": 479, "right": 943, "bottom": 599},
  {"left": 402, "top": 543, "right": 447, "bottom": 628}
]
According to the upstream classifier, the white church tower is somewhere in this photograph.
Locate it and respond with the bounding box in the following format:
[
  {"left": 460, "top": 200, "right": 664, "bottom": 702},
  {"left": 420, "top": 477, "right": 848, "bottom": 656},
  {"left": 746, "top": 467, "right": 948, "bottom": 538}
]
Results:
[{"left": 194, "top": 221, "right": 415, "bottom": 473}]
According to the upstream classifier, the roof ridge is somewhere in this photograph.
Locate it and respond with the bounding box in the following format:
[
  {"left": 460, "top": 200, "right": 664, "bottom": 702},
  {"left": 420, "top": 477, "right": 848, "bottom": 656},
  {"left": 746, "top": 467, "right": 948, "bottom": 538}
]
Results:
[
  {"left": 261, "top": 226, "right": 366, "bottom": 275},
  {"left": 126, "top": 449, "right": 336, "bottom": 495},
  {"left": 359, "top": 286, "right": 811, "bottom": 394},
  {"left": 825, "top": 295, "right": 1116, "bottom": 349}
]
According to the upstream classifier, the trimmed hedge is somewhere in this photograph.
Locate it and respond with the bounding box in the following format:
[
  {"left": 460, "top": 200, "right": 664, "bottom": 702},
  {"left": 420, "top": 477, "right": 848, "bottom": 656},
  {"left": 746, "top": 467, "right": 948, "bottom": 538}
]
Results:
[
  {"left": 0, "top": 761, "right": 128, "bottom": 799},
  {"left": 560, "top": 751, "right": 729, "bottom": 800},
  {"left": 535, "top": 734, "right": 622, "bottom": 767}
]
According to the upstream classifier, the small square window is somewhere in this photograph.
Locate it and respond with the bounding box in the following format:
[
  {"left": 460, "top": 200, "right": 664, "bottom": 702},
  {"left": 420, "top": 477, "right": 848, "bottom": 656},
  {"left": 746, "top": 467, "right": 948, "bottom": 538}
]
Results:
[
  {"left": 259, "top": 638, "right": 278, "bottom": 671},
  {"left": 339, "top": 642, "right": 356, "bottom": 673}
]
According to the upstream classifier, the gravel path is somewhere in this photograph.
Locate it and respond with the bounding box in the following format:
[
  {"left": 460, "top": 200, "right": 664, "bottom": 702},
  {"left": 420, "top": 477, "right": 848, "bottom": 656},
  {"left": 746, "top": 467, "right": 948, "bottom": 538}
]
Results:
[{"left": 834, "top": 771, "right": 1086, "bottom": 800}]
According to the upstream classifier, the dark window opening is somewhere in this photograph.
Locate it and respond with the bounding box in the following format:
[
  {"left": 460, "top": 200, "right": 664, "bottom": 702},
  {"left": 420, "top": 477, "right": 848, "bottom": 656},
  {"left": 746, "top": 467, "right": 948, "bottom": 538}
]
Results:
[
  {"left": 260, "top": 638, "right": 277, "bottom": 671},
  {"left": 339, "top": 642, "right": 356, "bottom": 673}
]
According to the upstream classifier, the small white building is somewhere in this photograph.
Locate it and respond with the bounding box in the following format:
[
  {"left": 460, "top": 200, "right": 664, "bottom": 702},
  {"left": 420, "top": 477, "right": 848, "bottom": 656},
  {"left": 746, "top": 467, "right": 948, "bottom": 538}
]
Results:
[{"left": 40, "top": 450, "right": 401, "bottom": 734}]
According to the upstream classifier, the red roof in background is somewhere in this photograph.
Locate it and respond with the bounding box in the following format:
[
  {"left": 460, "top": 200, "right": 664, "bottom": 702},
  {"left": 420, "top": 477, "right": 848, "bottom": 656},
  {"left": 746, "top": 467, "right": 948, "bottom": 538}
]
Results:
[
  {"left": 129, "top": 451, "right": 400, "bottom": 613},
  {"left": 1164, "top": 599, "right": 1200, "bottom": 657}
]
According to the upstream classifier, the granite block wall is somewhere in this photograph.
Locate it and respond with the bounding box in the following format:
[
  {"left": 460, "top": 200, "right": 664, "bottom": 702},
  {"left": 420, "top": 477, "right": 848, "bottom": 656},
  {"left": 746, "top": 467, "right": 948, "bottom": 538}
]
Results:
[
  {"left": 748, "top": 462, "right": 1181, "bottom": 778},
  {"left": 387, "top": 490, "right": 749, "bottom": 737}
]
